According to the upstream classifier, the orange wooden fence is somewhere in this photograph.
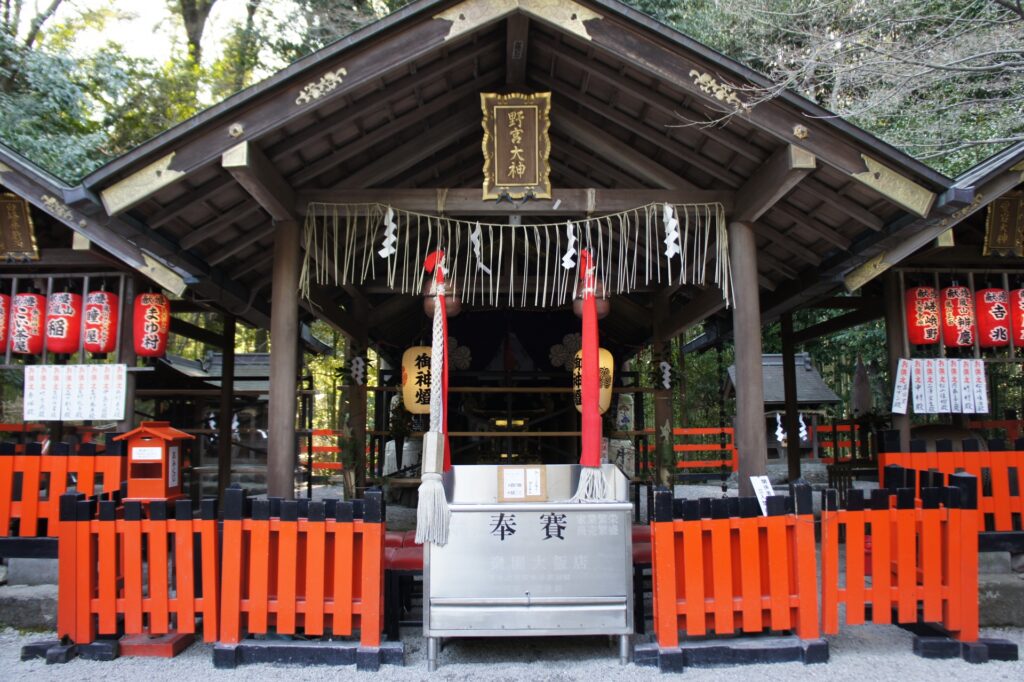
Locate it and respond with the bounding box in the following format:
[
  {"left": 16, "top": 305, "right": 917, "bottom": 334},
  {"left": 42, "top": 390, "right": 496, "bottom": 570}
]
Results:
[
  {"left": 814, "top": 424, "right": 863, "bottom": 464},
  {"left": 643, "top": 427, "right": 738, "bottom": 472},
  {"left": 820, "top": 474, "right": 979, "bottom": 642},
  {"left": 879, "top": 451, "right": 1022, "bottom": 532},
  {"left": 56, "top": 494, "right": 220, "bottom": 646},
  {"left": 649, "top": 486, "right": 819, "bottom": 648},
  {"left": 0, "top": 442, "right": 125, "bottom": 537},
  {"left": 218, "top": 488, "right": 385, "bottom": 647}
]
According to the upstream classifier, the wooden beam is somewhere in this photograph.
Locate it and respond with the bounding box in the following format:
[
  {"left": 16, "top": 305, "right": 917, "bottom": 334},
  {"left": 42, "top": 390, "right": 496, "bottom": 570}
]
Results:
[
  {"left": 751, "top": 221, "right": 820, "bottom": 266},
  {"left": 780, "top": 313, "right": 801, "bottom": 481},
  {"left": 734, "top": 145, "right": 815, "bottom": 222},
  {"left": 505, "top": 13, "right": 529, "bottom": 86},
  {"left": 301, "top": 283, "right": 360, "bottom": 341},
  {"left": 299, "top": 188, "right": 733, "bottom": 216},
  {"left": 769, "top": 203, "right": 851, "bottom": 250},
  {"left": 792, "top": 307, "right": 880, "bottom": 345},
  {"left": 729, "top": 220, "right": 767, "bottom": 496},
  {"left": 208, "top": 223, "right": 275, "bottom": 266},
  {"left": 217, "top": 314, "right": 235, "bottom": 502},
  {"left": 267, "top": 219, "right": 300, "bottom": 499},
  {"left": 531, "top": 69, "right": 744, "bottom": 188},
  {"left": 0, "top": 248, "right": 122, "bottom": 271},
  {"left": 801, "top": 178, "right": 883, "bottom": 231},
  {"left": 662, "top": 288, "right": 727, "bottom": 340},
  {"left": 341, "top": 110, "right": 479, "bottom": 188},
  {"left": 551, "top": 108, "right": 700, "bottom": 191},
  {"left": 179, "top": 201, "right": 264, "bottom": 251},
  {"left": 652, "top": 293, "right": 673, "bottom": 486},
  {"left": 289, "top": 68, "right": 503, "bottom": 187},
  {"left": 170, "top": 316, "right": 224, "bottom": 349},
  {"left": 223, "top": 141, "right": 297, "bottom": 222}
]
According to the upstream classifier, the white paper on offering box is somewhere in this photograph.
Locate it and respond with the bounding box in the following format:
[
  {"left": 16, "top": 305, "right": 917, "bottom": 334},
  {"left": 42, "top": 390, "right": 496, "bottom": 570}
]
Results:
[
  {"left": 960, "top": 358, "right": 976, "bottom": 414},
  {"left": 948, "top": 358, "right": 962, "bottom": 413},
  {"left": 936, "top": 358, "right": 951, "bottom": 413},
  {"left": 910, "top": 358, "right": 925, "bottom": 414},
  {"left": 973, "top": 359, "right": 989, "bottom": 413},
  {"left": 892, "top": 358, "right": 910, "bottom": 415}
]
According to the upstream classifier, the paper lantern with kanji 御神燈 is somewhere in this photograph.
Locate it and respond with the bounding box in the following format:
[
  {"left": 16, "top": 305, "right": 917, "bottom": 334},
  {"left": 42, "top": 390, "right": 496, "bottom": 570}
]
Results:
[
  {"left": 84, "top": 290, "right": 119, "bottom": 354},
  {"left": 905, "top": 287, "right": 939, "bottom": 346},
  {"left": 401, "top": 346, "right": 432, "bottom": 414},
  {"left": 45, "top": 292, "right": 83, "bottom": 355},
  {"left": 133, "top": 293, "right": 170, "bottom": 357},
  {"left": 11, "top": 292, "right": 46, "bottom": 354},
  {"left": 1011, "top": 289, "right": 1024, "bottom": 346},
  {"left": 0, "top": 294, "right": 9, "bottom": 352},
  {"left": 941, "top": 286, "right": 975, "bottom": 348},
  {"left": 975, "top": 288, "right": 1010, "bottom": 348},
  {"left": 573, "top": 348, "right": 614, "bottom": 414}
]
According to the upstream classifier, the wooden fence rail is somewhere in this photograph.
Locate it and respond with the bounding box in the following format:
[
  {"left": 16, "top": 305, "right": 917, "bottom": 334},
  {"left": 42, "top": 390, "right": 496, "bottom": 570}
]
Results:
[
  {"left": 1, "top": 442, "right": 125, "bottom": 537},
  {"left": 56, "top": 494, "right": 220, "bottom": 645},
  {"left": 820, "top": 473, "right": 979, "bottom": 642},
  {"left": 650, "top": 486, "right": 819, "bottom": 648},
  {"left": 879, "top": 452, "right": 1022, "bottom": 532},
  {"left": 218, "top": 488, "right": 385, "bottom": 647}
]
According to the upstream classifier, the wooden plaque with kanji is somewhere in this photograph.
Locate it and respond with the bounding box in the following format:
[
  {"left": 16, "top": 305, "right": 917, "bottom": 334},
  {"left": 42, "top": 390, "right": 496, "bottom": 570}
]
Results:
[{"left": 481, "top": 92, "right": 551, "bottom": 200}]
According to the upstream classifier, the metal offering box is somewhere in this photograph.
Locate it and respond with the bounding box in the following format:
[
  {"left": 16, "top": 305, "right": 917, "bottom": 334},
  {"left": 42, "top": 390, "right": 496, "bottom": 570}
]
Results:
[{"left": 424, "top": 464, "right": 633, "bottom": 669}]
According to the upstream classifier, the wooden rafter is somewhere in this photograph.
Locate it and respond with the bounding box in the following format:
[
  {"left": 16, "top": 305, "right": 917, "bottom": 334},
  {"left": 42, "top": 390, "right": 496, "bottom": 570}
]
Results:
[
  {"left": 505, "top": 13, "right": 529, "bottom": 86},
  {"left": 222, "top": 141, "right": 297, "bottom": 222},
  {"left": 733, "top": 145, "right": 816, "bottom": 222},
  {"left": 179, "top": 201, "right": 265, "bottom": 251}
]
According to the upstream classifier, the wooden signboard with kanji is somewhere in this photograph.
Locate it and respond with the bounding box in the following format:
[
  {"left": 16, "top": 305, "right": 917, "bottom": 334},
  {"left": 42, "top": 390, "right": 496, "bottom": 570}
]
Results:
[
  {"left": 0, "top": 193, "right": 38, "bottom": 260},
  {"left": 481, "top": 92, "right": 551, "bottom": 200},
  {"left": 983, "top": 191, "right": 1024, "bottom": 257}
]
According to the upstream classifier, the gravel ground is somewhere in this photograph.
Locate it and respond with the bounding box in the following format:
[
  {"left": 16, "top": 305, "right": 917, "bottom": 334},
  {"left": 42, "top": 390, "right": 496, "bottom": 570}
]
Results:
[{"left": 4, "top": 625, "right": 1024, "bottom": 681}]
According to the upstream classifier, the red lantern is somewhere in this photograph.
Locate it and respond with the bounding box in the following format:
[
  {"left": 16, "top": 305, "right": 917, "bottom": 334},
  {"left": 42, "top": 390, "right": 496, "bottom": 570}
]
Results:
[
  {"left": 133, "top": 292, "right": 170, "bottom": 357},
  {"left": 11, "top": 293, "right": 46, "bottom": 355},
  {"left": 1011, "top": 289, "right": 1024, "bottom": 345},
  {"left": 904, "top": 287, "right": 939, "bottom": 345},
  {"left": 45, "top": 292, "right": 83, "bottom": 355},
  {"left": 83, "top": 290, "right": 119, "bottom": 354},
  {"left": 940, "top": 286, "right": 975, "bottom": 348},
  {"left": 975, "top": 288, "right": 1010, "bottom": 348},
  {"left": 0, "top": 294, "right": 9, "bottom": 352}
]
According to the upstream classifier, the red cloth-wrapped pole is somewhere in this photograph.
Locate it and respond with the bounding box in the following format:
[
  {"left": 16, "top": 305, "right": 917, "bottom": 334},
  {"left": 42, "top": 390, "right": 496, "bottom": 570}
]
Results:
[
  {"left": 579, "top": 250, "right": 601, "bottom": 467},
  {"left": 572, "top": 249, "right": 608, "bottom": 501}
]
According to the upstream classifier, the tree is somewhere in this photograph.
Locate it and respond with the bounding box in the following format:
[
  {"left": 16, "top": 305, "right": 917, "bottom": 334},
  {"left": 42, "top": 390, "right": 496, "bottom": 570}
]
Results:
[{"left": 628, "top": 0, "right": 1024, "bottom": 175}]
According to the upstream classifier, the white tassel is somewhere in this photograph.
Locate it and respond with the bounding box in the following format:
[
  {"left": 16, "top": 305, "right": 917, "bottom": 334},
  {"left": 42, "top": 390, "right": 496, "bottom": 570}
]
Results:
[
  {"left": 415, "top": 471, "right": 450, "bottom": 546},
  {"left": 570, "top": 466, "right": 610, "bottom": 503}
]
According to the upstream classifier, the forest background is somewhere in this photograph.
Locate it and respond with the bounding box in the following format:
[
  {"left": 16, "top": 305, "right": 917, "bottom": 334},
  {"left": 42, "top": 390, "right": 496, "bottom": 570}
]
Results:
[{"left": 1, "top": 0, "right": 1021, "bottom": 434}]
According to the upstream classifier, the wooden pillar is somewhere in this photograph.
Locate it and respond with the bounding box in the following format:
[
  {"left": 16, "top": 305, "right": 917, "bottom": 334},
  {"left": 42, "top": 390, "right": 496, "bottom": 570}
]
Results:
[
  {"left": 883, "top": 272, "right": 911, "bottom": 450},
  {"left": 115, "top": 277, "right": 138, "bottom": 434},
  {"left": 729, "top": 220, "right": 768, "bottom": 496},
  {"left": 781, "top": 312, "right": 801, "bottom": 481},
  {"left": 267, "top": 219, "right": 300, "bottom": 499},
  {"left": 217, "top": 314, "right": 236, "bottom": 502},
  {"left": 652, "top": 294, "right": 674, "bottom": 487},
  {"left": 349, "top": 297, "right": 369, "bottom": 493}
]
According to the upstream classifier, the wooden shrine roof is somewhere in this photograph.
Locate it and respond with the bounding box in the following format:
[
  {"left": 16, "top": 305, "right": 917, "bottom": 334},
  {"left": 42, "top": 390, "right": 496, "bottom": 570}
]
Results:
[{"left": 22, "top": 0, "right": 1019, "bottom": 355}]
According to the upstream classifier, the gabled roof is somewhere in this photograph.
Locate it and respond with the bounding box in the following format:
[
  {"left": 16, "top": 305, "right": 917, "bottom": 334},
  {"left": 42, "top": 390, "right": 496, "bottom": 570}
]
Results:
[
  {"left": 114, "top": 420, "right": 195, "bottom": 442},
  {"left": 728, "top": 353, "right": 841, "bottom": 407},
  {"left": 34, "top": 0, "right": 994, "bottom": 350}
]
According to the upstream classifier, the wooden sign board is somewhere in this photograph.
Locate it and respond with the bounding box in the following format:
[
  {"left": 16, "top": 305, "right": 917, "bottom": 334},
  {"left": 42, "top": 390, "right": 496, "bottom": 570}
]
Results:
[
  {"left": 983, "top": 191, "right": 1024, "bottom": 257},
  {"left": 481, "top": 92, "right": 551, "bottom": 200},
  {"left": 0, "top": 193, "right": 39, "bottom": 260},
  {"left": 498, "top": 464, "right": 547, "bottom": 502}
]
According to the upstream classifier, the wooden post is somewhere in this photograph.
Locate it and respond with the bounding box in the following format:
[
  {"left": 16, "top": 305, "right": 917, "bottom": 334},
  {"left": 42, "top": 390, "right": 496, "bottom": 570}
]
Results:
[
  {"left": 217, "top": 314, "right": 236, "bottom": 502},
  {"left": 268, "top": 219, "right": 300, "bottom": 499},
  {"left": 884, "top": 273, "right": 911, "bottom": 451},
  {"left": 781, "top": 312, "right": 801, "bottom": 481},
  {"left": 116, "top": 277, "right": 138, "bottom": 434},
  {"left": 653, "top": 294, "right": 674, "bottom": 487},
  {"left": 349, "top": 296, "right": 369, "bottom": 493},
  {"left": 729, "top": 221, "right": 768, "bottom": 496}
]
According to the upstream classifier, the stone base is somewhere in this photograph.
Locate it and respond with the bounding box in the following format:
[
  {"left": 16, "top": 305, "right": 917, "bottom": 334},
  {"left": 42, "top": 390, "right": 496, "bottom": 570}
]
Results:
[
  {"left": 0, "top": 584, "right": 57, "bottom": 630},
  {"left": 21, "top": 639, "right": 78, "bottom": 664},
  {"left": 635, "top": 636, "right": 828, "bottom": 672},
  {"left": 979, "top": 573, "right": 1024, "bottom": 627},
  {"left": 6, "top": 557, "right": 58, "bottom": 585},
  {"left": 913, "top": 636, "right": 1019, "bottom": 663},
  {"left": 213, "top": 639, "right": 405, "bottom": 670}
]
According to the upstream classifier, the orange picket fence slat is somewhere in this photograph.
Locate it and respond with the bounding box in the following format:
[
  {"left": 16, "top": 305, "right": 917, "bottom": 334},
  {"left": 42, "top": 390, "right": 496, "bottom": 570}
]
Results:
[
  {"left": 650, "top": 487, "right": 819, "bottom": 648},
  {"left": 819, "top": 474, "right": 980, "bottom": 643}
]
